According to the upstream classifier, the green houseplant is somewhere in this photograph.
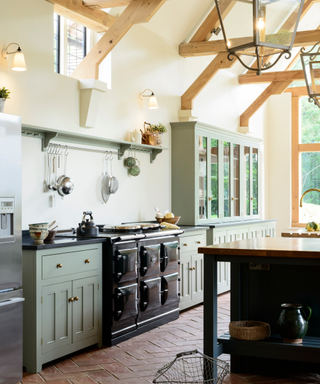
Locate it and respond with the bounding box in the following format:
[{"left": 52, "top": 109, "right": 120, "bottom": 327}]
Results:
[
  {"left": 0, "top": 87, "right": 10, "bottom": 113},
  {"left": 149, "top": 123, "right": 167, "bottom": 146}
]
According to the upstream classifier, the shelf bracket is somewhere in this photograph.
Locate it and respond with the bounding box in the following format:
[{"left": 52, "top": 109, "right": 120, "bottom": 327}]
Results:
[
  {"left": 43, "top": 132, "right": 59, "bottom": 151},
  {"left": 119, "top": 144, "right": 132, "bottom": 160},
  {"left": 150, "top": 147, "right": 163, "bottom": 163}
]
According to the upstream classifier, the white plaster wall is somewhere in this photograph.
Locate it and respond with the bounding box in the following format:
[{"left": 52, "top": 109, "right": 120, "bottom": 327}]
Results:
[
  {"left": 266, "top": 93, "right": 292, "bottom": 236},
  {"left": 0, "top": 0, "right": 270, "bottom": 230}
]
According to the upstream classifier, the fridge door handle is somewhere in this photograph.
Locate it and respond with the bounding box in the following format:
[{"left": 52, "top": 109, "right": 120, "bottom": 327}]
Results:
[{"left": 0, "top": 297, "right": 25, "bottom": 307}]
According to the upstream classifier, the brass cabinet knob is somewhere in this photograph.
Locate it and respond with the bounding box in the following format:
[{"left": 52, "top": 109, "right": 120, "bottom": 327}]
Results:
[
  {"left": 85, "top": 259, "right": 90, "bottom": 264},
  {"left": 183, "top": 243, "right": 188, "bottom": 246},
  {"left": 74, "top": 296, "right": 79, "bottom": 301},
  {"left": 57, "top": 263, "right": 62, "bottom": 268},
  {"left": 251, "top": 197, "right": 254, "bottom": 201},
  {"left": 69, "top": 297, "right": 74, "bottom": 302},
  {"left": 193, "top": 267, "right": 196, "bottom": 270},
  {"left": 231, "top": 197, "right": 235, "bottom": 201},
  {"left": 197, "top": 241, "right": 201, "bottom": 244},
  {"left": 208, "top": 197, "right": 212, "bottom": 201},
  {"left": 189, "top": 267, "right": 193, "bottom": 271}
]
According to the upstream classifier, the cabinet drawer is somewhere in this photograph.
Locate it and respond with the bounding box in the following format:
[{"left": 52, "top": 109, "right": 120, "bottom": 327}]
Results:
[
  {"left": 42, "top": 249, "right": 99, "bottom": 280},
  {"left": 180, "top": 233, "right": 206, "bottom": 254}
]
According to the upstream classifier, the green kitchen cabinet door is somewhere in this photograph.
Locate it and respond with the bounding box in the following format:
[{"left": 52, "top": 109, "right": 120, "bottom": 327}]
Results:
[
  {"left": 42, "top": 282, "right": 72, "bottom": 354},
  {"left": 191, "top": 253, "right": 204, "bottom": 303},
  {"left": 72, "top": 276, "right": 99, "bottom": 344},
  {"left": 179, "top": 255, "right": 192, "bottom": 309}
]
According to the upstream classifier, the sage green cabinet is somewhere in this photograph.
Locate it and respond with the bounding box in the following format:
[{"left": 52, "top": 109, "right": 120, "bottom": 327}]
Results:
[
  {"left": 171, "top": 121, "right": 262, "bottom": 225},
  {"left": 23, "top": 243, "right": 102, "bottom": 373},
  {"left": 179, "top": 229, "right": 206, "bottom": 310}
]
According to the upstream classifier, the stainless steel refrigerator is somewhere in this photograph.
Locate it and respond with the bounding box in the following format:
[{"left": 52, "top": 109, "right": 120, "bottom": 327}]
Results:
[{"left": 0, "top": 113, "right": 24, "bottom": 384}]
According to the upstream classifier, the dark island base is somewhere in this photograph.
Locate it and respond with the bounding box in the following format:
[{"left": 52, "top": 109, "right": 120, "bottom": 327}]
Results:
[{"left": 231, "top": 355, "right": 320, "bottom": 375}]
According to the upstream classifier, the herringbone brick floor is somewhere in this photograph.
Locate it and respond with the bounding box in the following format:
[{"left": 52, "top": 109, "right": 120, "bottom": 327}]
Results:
[{"left": 20, "top": 292, "right": 320, "bottom": 383}]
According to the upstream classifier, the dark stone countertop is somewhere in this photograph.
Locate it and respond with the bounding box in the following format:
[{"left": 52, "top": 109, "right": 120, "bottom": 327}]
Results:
[{"left": 22, "top": 233, "right": 105, "bottom": 250}]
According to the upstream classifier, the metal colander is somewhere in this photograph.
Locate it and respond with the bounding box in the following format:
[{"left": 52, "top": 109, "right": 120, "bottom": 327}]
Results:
[{"left": 153, "top": 350, "right": 229, "bottom": 384}]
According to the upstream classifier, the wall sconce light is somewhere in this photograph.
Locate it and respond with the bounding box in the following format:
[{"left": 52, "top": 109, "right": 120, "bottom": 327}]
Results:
[
  {"left": 2, "top": 43, "right": 27, "bottom": 71},
  {"left": 300, "top": 42, "right": 320, "bottom": 108},
  {"left": 139, "top": 89, "right": 158, "bottom": 109}
]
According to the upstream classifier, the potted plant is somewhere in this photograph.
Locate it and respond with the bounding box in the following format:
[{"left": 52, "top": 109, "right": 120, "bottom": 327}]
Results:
[
  {"left": 149, "top": 123, "right": 167, "bottom": 146},
  {"left": 0, "top": 87, "right": 10, "bottom": 113}
]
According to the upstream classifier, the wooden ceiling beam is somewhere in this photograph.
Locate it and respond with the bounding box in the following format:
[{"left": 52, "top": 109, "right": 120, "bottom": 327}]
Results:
[
  {"left": 47, "top": 0, "right": 116, "bottom": 33},
  {"left": 181, "top": 53, "right": 235, "bottom": 110},
  {"left": 189, "top": 0, "right": 235, "bottom": 43},
  {"left": 70, "top": 0, "right": 167, "bottom": 79},
  {"left": 240, "top": 81, "right": 292, "bottom": 127},
  {"left": 285, "top": 87, "right": 308, "bottom": 97},
  {"left": 180, "top": 29, "right": 320, "bottom": 57},
  {"left": 83, "top": 0, "right": 133, "bottom": 7},
  {"left": 239, "top": 69, "right": 320, "bottom": 84}
]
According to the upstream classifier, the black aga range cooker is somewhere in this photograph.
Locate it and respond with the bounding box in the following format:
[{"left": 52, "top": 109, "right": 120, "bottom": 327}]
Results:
[{"left": 62, "top": 219, "right": 183, "bottom": 346}]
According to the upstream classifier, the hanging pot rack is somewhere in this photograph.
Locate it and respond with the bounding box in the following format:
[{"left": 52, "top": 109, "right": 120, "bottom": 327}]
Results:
[{"left": 21, "top": 124, "right": 166, "bottom": 163}]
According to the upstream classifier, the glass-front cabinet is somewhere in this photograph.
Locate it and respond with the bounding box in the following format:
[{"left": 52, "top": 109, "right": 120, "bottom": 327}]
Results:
[{"left": 171, "top": 121, "right": 261, "bottom": 225}]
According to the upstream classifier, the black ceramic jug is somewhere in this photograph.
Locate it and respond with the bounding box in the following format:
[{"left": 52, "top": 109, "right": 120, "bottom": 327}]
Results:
[{"left": 277, "top": 303, "right": 312, "bottom": 344}]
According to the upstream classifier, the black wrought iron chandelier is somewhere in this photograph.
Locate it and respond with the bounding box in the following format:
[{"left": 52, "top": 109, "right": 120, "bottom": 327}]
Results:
[
  {"left": 214, "top": 0, "right": 305, "bottom": 75},
  {"left": 300, "top": 42, "right": 320, "bottom": 108}
]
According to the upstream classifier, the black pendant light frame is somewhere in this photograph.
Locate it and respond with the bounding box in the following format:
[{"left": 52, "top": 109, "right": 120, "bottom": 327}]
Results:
[{"left": 214, "top": 0, "right": 305, "bottom": 75}]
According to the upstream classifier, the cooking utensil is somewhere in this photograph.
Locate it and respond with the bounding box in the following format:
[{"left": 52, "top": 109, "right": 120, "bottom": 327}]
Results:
[
  {"left": 109, "top": 155, "right": 119, "bottom": 194},
  {"left": 101, "top": 155, "right": 111, "bottom": 204},
  {"left": 57, "top": 148, "right": 74, "bottom": 197},
  {"left": 50, "top": 225, "right": 58, "bottom": 231},
  {"left": 49, "top": 220, "right": 56, "bottom": 228}
]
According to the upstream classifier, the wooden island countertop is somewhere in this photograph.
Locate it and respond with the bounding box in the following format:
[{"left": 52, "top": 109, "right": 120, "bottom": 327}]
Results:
[{"left": 199, "top": 236, "right": 320, "bottom": 260}]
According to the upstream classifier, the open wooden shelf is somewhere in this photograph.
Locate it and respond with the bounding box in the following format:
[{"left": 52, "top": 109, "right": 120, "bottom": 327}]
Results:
[
  {"left": 21, "top": 124, "right": 167, "bottom": 163},
  {"left": 218, "top": 333, "right": 320, "bottom": 363}
]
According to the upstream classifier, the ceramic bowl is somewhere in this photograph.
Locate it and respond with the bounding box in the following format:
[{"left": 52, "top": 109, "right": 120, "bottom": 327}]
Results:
[
  {"left": 29, "top": 229, "right": 49, "bottom": 244},
  {"left": 29, "top": 222, "right": 49, "bottom": 229}
]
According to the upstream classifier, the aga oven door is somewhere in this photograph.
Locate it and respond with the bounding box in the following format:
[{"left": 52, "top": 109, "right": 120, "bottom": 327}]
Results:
[
  {"left": 161, "top": 272, "right": 180, "bottom": 310},
  {"left": 112, "top": 283, "right": 138, "bottom": 334},
  {"left": 139, "top": 277, "right": 162, "bottom": 322},
  {"left": 140, "top": 242, "right": 161, "bottom": 278},
  {"left": 161, "top": 238, "right": 179, "bottom": 273},
  {"left": 113, "top": 247, "right": 138, "bottom": 283}
]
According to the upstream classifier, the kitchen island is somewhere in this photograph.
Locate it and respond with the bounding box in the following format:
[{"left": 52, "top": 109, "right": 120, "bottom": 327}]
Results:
[{"left": 199, "top": 237, "right": 320, "bottom": 374}]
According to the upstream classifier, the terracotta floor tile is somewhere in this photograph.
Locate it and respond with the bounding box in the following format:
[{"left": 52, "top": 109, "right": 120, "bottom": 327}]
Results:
[
  {"left": 118, "top": 379, "right": 150, "bottom": 384},
  {"left": 21, "top": 373, "right": 45, "bottom": 383},
  {"left": 114, "top": 354, "right": 144, "bottom": 367},
  {"left": 125, "top": 348, "right": 155, "bottom": 360},
  {"left": 38, "top": 381, "right": 70, "bottom": 384},
  {"left": 39, "top": 366, "right": 62, "bottom": 375},
  {"left": 40, "top": 373, "right": 87, "bottom": 381},
  {"left": 55, "top": 365, "right": 102, "bottom": 374},
  {"left": 128, "top": 363, "right": 166, "bottom": 372},
  {"left": 113, "top": 370, "right": 157, "bottom": 380},
  {"left": 69, "top": 377, "right": 98, "bottom": 384},
  {"left": 86, "top": 371, "right": 116, "bottom": 383},
  {"left": 101, "top": 362, "right": 132, "bottom": 374},
  {"left": 55, "top": 360, "right": 78, "bottom": 370}
]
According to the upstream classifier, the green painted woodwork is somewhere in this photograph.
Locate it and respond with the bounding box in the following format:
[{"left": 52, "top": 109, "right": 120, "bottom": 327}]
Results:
[
  {"left": 179, "top": 229, "right": 206, "bottom": 311},
  {"left": 21, "top": 124, "right": 166, "bottom": 163},
  {"left": 42, "top": 281, "right": 72, "bottom": 354},
  {"left": 23, "top": 243, "right": 103, "bottom": 373},
  {"left": 170, "top": 121, "right": 262, "bottom": 225}
]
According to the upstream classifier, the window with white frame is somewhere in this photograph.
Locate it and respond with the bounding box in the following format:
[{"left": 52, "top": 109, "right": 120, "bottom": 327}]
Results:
[{"left": 53, "top": 13, "right": 91, "bottom": 76}]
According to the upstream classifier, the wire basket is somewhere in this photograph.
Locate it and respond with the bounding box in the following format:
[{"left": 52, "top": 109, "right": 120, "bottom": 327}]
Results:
[{"left": 153, "top": 349, "right": 229, "bottom": 384}]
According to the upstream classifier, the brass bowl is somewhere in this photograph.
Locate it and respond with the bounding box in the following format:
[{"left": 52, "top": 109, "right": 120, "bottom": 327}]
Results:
[{"left": 156, "top": 216, "right": 181, "bottom": 225}]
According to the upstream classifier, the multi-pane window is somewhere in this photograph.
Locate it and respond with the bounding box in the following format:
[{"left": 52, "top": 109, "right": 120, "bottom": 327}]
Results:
[
  {"left": 53, "top": 13, "right": 87, "bottom": 76},
  {"left": 53, "top": 14, "right": 60, "bottom": 73},
  {"left": 291, "top": 90, "right": 320, "bottom": 225},
  {"left": 66, "top": 19, "right": 86, "bottom": 76}
]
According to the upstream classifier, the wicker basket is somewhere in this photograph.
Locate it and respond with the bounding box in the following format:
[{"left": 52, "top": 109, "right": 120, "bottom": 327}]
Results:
[
  {"left": 156, "top": 216, "right": 181, "bottom": 225},
  {"left": 229, "top": 321, "right": 270, "bottom": 341}
]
